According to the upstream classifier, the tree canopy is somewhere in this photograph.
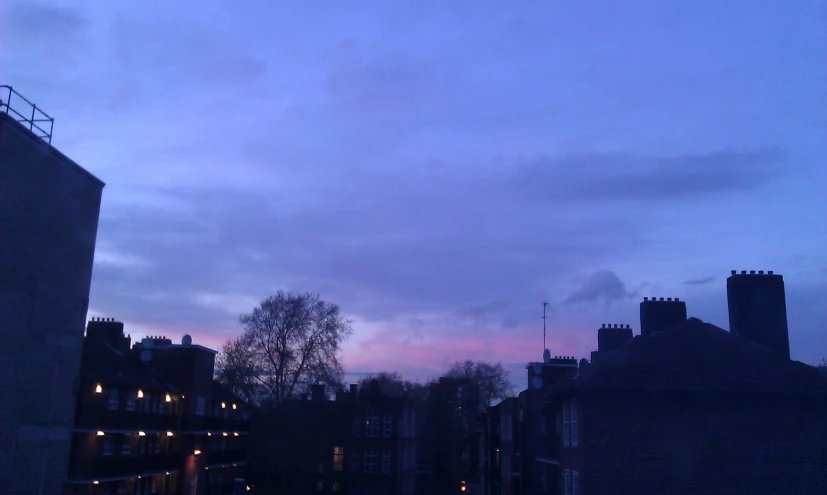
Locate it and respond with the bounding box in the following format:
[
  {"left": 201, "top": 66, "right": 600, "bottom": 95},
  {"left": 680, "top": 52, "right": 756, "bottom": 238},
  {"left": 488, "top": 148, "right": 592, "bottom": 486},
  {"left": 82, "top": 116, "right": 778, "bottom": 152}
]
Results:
[
  {"left": 445, "top": 359, "right": 514, "bottom": 408},
  {"left": 216, "top": 291, "right": 353, "bottom": 406}
]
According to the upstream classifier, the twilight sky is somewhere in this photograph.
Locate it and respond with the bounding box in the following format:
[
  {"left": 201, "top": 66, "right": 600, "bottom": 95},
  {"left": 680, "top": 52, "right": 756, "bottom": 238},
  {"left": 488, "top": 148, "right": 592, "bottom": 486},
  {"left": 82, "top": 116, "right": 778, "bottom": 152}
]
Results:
[{"left": 2, "top": 0, "right": 825, "bottom": 385}]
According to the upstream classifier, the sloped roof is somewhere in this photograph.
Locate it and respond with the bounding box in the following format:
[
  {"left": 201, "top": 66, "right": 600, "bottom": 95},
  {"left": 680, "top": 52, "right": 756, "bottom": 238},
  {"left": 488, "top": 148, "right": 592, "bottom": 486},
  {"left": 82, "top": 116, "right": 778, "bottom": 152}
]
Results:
[
  {"left": 552, "top": 318, "right": 827, "bottom": 395},
  {"left": 80, "top": 344, "right": 178, "bottom": 394}
]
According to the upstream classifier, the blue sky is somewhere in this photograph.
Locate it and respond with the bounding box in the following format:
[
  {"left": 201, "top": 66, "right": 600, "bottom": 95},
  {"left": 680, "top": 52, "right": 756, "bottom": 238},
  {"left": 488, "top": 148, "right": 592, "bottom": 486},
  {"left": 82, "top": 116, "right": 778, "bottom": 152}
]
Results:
[{"left": 2, "top": 0, "right": 825, "bottom": 384}]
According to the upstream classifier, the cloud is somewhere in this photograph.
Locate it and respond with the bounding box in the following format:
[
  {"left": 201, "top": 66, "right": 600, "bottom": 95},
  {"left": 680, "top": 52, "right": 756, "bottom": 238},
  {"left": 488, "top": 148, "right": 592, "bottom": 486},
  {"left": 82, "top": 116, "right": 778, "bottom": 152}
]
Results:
[
  {"left": 564, "top": 270, "right": 636, "bottom": 305},
  {"left": 508, "top": 148, "right": 788, "bottom": 203},
  {"left": 684, "top": 276, "right": 716, "bottom": 286}
]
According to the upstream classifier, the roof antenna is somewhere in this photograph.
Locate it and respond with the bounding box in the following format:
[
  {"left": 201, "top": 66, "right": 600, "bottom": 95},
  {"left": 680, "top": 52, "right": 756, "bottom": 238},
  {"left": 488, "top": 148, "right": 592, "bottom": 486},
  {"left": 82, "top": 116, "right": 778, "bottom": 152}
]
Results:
[{"left": 542, "top": 301, "right": 549, "bottom": 352}]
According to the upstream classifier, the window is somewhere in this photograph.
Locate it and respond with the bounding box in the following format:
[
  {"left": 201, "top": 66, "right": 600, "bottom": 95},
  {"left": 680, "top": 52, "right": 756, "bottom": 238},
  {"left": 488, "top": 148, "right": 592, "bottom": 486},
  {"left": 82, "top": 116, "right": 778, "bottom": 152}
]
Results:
[
  {"left": 126, "top": 393, "right": 136, "bottom": 412},
  {"left": 143, "top": 394, "right": 152, "bottom": 413},
  {"left": 383, "top": 415, "right": 392, "bottom": 438},
  {"left": 381, "top": 449, "right": 391, "bottom": 474},
  {"left": 196, "top": 397, "right": 205, "bottom": 416},
  {"left": 108, "top": 388, "right": 120, "bottom": 410},
  {"left": 571, "top": 399, "right": 579, "bottom": 447},
  {"left": 366, "top": 408, "right": 380, "bottom": 437},
  {"left": 563, "top": 402, "right": 571, "bottom": 446},
  {"left": 121, "top": 434, "right": 132, "bottom": 455},
  {"left": 317, "top": 481, "right": 324, "bottom": 492},
  {"left": 333, "top": 446, "right": 344, "bottom": 471},
  {"left": 102, "top": 436, "right": 113, "bottom": 456},
  {"left": 317, "top": 463, "right": 324, "bottom": 474},
  {"left": 573, "top": 470, "right": 580, "bottom": 495},
  {"left": 353, "top": 415, "right": 362, "bottom": 437},
  {"left": 564, "top": 468, "right": 571, "bottom": 495},
  {"left": 352, "top": 448, "right": 361, "bottom": 472},
  {"left": 332, "top": 482, "right": 342, "bottom": 492},
  {"left": 364, "top": 447, "right": 378, "bottom": 473},
  {"left": 150, "top": 476, "right": 158, "bottom": 493},
  {"left": 138, "top": 437, "right": 146, "bottom": 455}
]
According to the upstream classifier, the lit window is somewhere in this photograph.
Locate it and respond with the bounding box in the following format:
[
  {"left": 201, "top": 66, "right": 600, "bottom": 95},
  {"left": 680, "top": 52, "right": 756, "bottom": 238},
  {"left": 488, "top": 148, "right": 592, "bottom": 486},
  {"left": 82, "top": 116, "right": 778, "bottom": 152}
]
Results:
[
  {"left": 137, "top": 389, "right": 144, "bottom": 399},
  {"left": 196, "top": 397, "right": 205, "bottom": 416},
  {"left": 108, "top": 389, "right": 120, "bottom": 410},
  {"left": 95, "top": 384, "right": 103, "bottom": 394},
  {"left": 364, "top": 448, "right": 378, "bottom": 473},
  {"left": 381, "top": 449, "right": 391, "bottom": 474},
  {"left": 382, "top": 416, "right": 392, "bottom": 438},
  {"left": 333, "top": 446, "right": 344, "bottom": 472},
  {"left": 366, "top": 408, "right": 380, "bottom": 438},
  {"left": 165, "top": 394, "right": 172, "bottom": 403}
]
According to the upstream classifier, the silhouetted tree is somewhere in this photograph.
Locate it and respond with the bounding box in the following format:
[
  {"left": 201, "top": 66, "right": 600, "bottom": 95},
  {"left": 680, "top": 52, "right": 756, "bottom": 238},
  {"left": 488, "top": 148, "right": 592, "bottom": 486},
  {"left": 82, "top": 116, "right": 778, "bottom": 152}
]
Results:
[
  {"left": 817, "top": 357, "right": 827, "bottom": 378},
  {"left": 445, "top": 359, "right": 514, "bottom": 407},
  {"left": 216, "top": 291, "right": 353, "bottom": 406},
  {"left": 357, "top": 371, "right": 432, "bottom": 398}
]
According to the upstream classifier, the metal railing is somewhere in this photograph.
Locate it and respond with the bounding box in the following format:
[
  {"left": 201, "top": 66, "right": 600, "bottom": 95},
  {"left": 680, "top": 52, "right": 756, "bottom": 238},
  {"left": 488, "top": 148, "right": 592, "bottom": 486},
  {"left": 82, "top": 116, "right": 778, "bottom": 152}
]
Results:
[{"left": 0, "top": 85, "right": 54, "bottom": 144}]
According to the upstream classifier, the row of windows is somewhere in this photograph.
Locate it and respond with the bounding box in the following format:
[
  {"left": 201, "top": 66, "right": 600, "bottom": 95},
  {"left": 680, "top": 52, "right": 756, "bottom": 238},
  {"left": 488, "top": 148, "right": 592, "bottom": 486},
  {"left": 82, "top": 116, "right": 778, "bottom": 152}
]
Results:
[
  {"left": 354, "top": 409, "right": 394, "bottom": 438},
  {"left": 98, "top": 434, "right": 172, "bottom": 457},
  {"left": 564, "top": 468, "right": 580, "bottom": 495},
  {"left": 104, "top": 388, "right": 176, "bottom": 415},
  {"left": 350, "top": 447, "right": 393, "bottom": 474}
]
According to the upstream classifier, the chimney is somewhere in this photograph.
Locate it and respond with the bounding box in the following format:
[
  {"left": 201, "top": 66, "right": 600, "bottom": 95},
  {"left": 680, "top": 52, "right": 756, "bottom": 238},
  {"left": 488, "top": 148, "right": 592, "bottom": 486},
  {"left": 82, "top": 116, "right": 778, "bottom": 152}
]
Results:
[
  {"left": 311, "top": 384, "right": 326, "bottom": 401},
  {"left": 85, "top": 318, "right": 130, "bottom": 352},
  {"left": 727, "top": 270, "right": 790, "bottom": 359},
  {"left": 597, "top": 324, "right": 633, "bottom": 352},
  {"left": 640, "top": 298, "right": 687, "bottom": 337}
]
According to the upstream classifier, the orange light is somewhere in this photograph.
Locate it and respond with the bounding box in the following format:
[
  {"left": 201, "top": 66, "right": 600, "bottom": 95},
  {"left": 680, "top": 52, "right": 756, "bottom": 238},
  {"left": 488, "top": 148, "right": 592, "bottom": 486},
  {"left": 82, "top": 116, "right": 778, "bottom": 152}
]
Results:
[
  {"left": 93, "top": 481, "right": 99, "bottom": 485},
  {"left": 232, "top": 403, "right": 237, "bottom": 410},
  {"left": 138, "top": 431, "right": 146, "bottom": 436},
  {"left": 167, "top": 431, "right": 174, "bottom": 437},
  {"left": 96, "top": 431, "right": 105, "bottom": 436},
  {"left": 165, "top": 394, "right": 172, "bottom": 402},
  {"left": 233, "top": 432, "right": 239, "bottom": 436},
  {"left": 95, "top": 384, "right": 103, "bottom": 394},
  {"left": 137, "top": 390, "right": 144, "bottom": 398},
  {"left": 221, "top": 402, "right": 226, "bottom": 408},
  {"left": 207, "top": 432, "right": 212, "bottom": 436},
  {"left": 194, "top": 449, "right": 202, "bottom": 455},
  {"left": 222, "top": 432, "right": 228, "bottom": 437}
]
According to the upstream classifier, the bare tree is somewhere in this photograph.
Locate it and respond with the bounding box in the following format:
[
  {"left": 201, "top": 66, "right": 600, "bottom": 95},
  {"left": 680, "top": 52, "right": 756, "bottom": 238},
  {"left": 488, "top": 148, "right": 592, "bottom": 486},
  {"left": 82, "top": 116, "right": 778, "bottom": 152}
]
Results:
[
  {"left": 217, "top": 291, "right": 353, "bottom": 406},
  {"left": 357, "top": 371, "right": 432, "bottom": 399},
  {"left": 445, "top": 359, "right": 514, "bottom": 408},
  {"left": 215, "top": 336, "right": 265, "bottom": 405}
]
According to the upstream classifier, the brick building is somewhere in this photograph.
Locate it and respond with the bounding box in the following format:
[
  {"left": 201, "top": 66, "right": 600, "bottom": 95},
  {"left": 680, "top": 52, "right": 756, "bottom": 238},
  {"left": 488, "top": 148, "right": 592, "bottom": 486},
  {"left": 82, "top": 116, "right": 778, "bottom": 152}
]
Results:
[
  {"left": 249, "top": 381, "right": 416, "bottom": 495},
  {"left": 480, "top": 397, "right": 520, "bottom": 495},
  {"left": 0, "top": 86, "right": 104, "bottom": 495},
  {"left": 64, "top": 318, "right": 249, "bottom": 495},
  {"left": 544, "top": 271, "right": 827, "bottom": 495}
]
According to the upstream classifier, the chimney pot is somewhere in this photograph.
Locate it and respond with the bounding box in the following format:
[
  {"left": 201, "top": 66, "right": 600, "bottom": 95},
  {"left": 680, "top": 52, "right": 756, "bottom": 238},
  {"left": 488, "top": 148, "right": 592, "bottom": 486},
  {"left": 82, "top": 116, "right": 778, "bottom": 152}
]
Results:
[
  {"left": 731, "top": 270, "right": 736, "bottom": 275},
  {"left": 644, "top": 297, "right": 648, "bottom": 301},
  {"left": 741, "top": 270, "right": 747, "bottom": 274},
  {"left": 758, "top": 270, "right": 764, "bottom": 275},
  {"left": 659, "top": 297, "right": 665, "bottom": 301},
  {"left": 768, "top": 271, "right": 773, "bottom": 275},
  {"left": 667, "top": 297, "right": 672, "bottom": 301},
  {"left": 750, "top": 270, "right": 756, "bottom": 275},
  {"left": 675, "top": 298, "right": 680, "bottom": 301}
]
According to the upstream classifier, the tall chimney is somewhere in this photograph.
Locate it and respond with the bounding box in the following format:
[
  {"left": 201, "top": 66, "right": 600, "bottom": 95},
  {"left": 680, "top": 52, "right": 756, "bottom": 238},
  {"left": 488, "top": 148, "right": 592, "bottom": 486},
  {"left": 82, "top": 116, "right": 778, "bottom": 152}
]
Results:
[
  {"left": 640, "top": 298, "right": 687, "bottom": 337},
  {"left": 727, "top": 270, "right": 790, "bottom": 359}
]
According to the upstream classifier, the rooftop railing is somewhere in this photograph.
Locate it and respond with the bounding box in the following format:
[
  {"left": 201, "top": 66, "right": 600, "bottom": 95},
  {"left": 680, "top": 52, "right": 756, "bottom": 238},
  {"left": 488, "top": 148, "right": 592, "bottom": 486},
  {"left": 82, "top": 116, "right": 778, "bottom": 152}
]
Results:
[{"left": 0, "top": 85, "right": 54, "bottom": 144}]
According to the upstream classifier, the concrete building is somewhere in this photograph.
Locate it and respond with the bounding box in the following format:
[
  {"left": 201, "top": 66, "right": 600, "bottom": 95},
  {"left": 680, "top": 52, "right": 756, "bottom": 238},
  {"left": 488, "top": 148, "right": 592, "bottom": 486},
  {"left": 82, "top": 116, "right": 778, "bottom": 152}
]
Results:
[{"left": 1, "top": 86, "right": 104, "bottom": 495}]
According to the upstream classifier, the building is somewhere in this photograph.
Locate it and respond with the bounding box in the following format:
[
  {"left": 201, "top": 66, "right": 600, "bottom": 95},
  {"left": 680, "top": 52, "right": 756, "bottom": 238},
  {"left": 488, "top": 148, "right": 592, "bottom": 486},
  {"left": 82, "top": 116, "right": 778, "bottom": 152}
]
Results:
[
  {"left": 480, "top": 397, "right": 520, "bottom": 495},
  {"left": 249, "top": 381, "right": 416, "bottom": 495},
  {"left": 544, "top": 271, "right": 827, "bottom": 495},
  {"left": 64, "top": 318, "right": 249, "bottom": 495},
  {"left": 416, "top": 377, "right": 481, "bottom": 495},
  {"left": 0, "top": 86, "right": 105, "bottom": 495}
]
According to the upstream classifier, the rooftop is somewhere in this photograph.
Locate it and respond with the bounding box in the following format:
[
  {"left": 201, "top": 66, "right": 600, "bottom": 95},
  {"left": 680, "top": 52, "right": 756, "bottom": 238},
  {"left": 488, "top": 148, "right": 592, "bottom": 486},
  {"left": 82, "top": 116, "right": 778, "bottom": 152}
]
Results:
[
  {"left": 1, "top": 85, "right": 54, "bottom": 144},
  {"left": 553, "top": 317, "right": 827, "bottom": 395}
]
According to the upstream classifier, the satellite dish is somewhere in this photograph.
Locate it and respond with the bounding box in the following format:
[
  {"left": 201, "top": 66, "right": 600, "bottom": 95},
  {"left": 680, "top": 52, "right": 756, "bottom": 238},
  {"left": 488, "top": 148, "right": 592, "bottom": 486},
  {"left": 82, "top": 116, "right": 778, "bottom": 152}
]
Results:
[
  {"left": 140, "top": 350, "right": 152, "bottom": 362},
  {"left": 531, "top": 376, "right": 543, "bottom": 389},
  {"left": 543, "top": 349, "right": 551, "bottom": 363},
  {"left": 182, "top": 334, "right": 193, "bottom": 346}
]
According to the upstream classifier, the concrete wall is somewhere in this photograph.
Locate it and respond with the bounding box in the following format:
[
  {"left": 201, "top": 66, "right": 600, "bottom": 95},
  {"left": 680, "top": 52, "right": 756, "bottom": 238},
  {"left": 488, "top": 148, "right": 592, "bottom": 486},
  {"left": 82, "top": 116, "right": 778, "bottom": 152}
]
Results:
[{"left": 0, "top": 112, "right": 104, "bottom": 494}]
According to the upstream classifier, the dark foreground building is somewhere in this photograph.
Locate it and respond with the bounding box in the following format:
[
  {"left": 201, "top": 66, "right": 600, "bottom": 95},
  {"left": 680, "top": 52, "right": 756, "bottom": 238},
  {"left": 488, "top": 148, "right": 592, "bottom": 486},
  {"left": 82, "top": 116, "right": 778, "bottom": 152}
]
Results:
[
  {"left": 249, "top": 381, "right": 416, "bottom": 495},
  {"left": 64, "top": 318, "right": 249, "bottom": 495},
  {"left": 0, "top": 86, "right": 105, "bottom": 494}
]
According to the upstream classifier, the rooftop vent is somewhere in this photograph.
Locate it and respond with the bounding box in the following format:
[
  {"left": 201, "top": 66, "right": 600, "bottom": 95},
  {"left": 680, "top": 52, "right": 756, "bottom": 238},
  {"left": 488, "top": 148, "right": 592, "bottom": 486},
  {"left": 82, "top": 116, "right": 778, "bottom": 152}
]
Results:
[{"left": 0, "top": 85, "right": 54, "bottom": 144}]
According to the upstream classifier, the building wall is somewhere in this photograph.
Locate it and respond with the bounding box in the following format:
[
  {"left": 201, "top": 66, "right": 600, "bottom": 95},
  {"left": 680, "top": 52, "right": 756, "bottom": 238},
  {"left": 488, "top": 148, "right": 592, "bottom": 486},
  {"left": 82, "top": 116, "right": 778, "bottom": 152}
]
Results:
[
  {"left": 579, "top": 391, "right": 827, "bottom": 495},
  {"left": 0, "top": 112, "right": 104, "bottom": 494}
]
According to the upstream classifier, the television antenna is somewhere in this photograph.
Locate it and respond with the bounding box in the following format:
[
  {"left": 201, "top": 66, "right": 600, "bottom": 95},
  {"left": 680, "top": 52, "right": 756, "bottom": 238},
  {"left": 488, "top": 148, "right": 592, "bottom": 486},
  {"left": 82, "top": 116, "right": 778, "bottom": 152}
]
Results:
[{"left": 542, "top": 301, "right": 549, "bottom": 351}]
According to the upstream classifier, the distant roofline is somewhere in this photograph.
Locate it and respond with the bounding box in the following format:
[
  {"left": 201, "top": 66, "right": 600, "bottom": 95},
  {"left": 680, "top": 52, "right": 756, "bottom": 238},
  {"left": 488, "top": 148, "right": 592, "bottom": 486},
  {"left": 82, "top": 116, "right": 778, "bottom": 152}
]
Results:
[
  {"left": 0, "top": 111, "right": 105, "bottom": 188},
  {"left": 133, "top": 341, "right": 218, "bottom": 355}
]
